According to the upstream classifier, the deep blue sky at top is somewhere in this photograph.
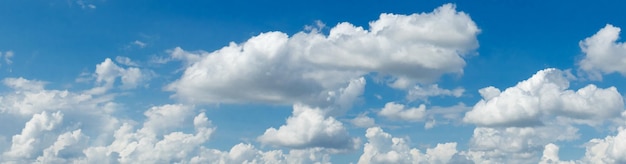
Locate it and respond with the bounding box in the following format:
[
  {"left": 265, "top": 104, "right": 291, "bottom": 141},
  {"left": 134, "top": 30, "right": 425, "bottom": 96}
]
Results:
[{"left": 2, "top": 0, "right": 625, "bottom": 90}]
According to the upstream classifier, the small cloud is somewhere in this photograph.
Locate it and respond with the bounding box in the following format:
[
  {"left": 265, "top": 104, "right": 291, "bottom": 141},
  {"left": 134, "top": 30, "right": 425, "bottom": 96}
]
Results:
[
  {"left": 133, "top": 40, "right": 147, "bottom": 48},
  {"left": 76, "top": 0, "right": 96, "bottom": 10},
  {"left": 4, "top": 51, "right": 13, "bottom": 65}
]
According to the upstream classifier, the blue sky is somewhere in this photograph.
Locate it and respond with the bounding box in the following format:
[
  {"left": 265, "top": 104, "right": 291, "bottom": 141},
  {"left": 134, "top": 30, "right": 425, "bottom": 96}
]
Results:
[{"left": 2, "top": 0, "right": 626, "bottom": 163}]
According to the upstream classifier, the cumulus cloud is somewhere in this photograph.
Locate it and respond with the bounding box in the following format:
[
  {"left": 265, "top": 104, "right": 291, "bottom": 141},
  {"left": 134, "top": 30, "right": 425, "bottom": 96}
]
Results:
[
  {"left": 464, "top": 68, "right": 624, "bottom": 127},
  {"left": 579, "top": 24, "right": 626, "bottom": 79},
  {"left": 581, "top": 127, "right": 626, "bottom": 163},
  {"left": 358, "top": 127, "right": 459, "bottom": 164},
  {"left": 459, "top": 68, "right": 626, "bottom": 163},
  {"left": 87, "top": 58, "right": 152, "bottom": 94},
  {"left": 3, "top": 111, "right": 64, "bottom": 161},
  {"left": 539, "top": 143, "right": 575, "bottom": 164},
  {"left": 166, "top": 3, "right": 479, "bottom": 105},
  {"left": 378, "top": 102, "right": 426, "bottom": 122},
  {"left": 257, "top": 104, "right": 358, "bottom": 150},
  {"left": 463, "top": 125, "right": 579, "bottom": 163}
]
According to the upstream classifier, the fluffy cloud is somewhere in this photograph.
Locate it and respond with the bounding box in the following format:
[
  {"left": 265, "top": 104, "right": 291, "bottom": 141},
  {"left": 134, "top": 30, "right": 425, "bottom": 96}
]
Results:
[
  {"left": 358, "top": 127, "right": 459, "bottom": 164},
  {"left": 166, "top": 3, "right": 479, "bottom": 105},
  {"left": 459, "top": 68, "right": 626, "bottom": 163},
  {"left": 539, "top": 143, "right": 575, "bottom": 164},
  {"left": 257, "top": 104, "right": 358, "bottom": 150},
  {"left": 464, "top": 68, "right": 624, "bottom": 127},
  {"left": 579, "top": 24, "right": 626, "bottom": 79},
  {"left": 581, "top": 127, "right": 626, "bottom": 163},
  {"left": 80, "top": 112, "right": 215, "bottom": 163},
  {"left": 378, "top": 102, "right": 426, "bottom": 122},
  {"left": 3, "top": 111, "right": 64, "bottom": 161},
  {"left": 463, "top": 125, "right": 579, "bottom": 163},
  {"left": 88, "top": 58, "right": 152, "bottom": 94}
]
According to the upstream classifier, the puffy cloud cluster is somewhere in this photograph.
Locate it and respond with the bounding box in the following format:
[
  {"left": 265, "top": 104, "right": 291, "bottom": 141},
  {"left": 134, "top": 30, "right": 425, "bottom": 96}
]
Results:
[
  {"left": 579, "top": 24, "right": 626, "bottom": 79},
  {"left": 258, "top": 104, "right": 358, "bottom": 150},
  {"left": 0, "top": 78, "right": 337, "bottom": 163},
  {"left": 166, "top": 3, "right": 479, "bottom": 106},
  {"left": 378, "top": 102, "right": 426, "bottom": 122},
  {"left": 87, "top": 58, "right": 152, "bottom": 94},
  {"left": 464, "top": 68, "right": 624, "bottom": 127},
  {"left": 461, "top": 67, "right": 626, "bottom": 163},
  {"left": 462, "top": 125, "right": 579, "bottom": 163},
  {"left": 580, "top": 127, "right": 626, "bottom": 163},
  {"left": 358, "top": 127, "right": 459, "bottom": 164}
]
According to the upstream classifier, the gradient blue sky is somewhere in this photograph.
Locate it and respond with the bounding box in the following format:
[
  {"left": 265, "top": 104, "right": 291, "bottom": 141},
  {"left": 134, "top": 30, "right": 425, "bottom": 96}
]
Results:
[{"left": 2, "top": 0, "right": 626, "bottom": 163}]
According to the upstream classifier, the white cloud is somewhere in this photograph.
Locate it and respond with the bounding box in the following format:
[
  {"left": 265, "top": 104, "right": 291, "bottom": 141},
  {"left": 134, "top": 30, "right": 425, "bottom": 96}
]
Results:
[
  {"left": 539, "top": 143, "right": 575, "bottom": 164},
  {"left": 132, "top": 40, "right": 147, "bottom": 48},
  {"left": 358, "top": 127, "right": 458, "bottom": 164},
  {"left": 350, "top": 113, "right": 376, "bottom": 128},
  {"left": 3, "top": 51, "right": 13, "bottom": 65},
  {"left": 463, "top": 125, "right": 579, "bottom": 163},
  {"left": 3, "top": 111, "right": 64, "bottom": 161},
  {"left": 579, "top": 24, "right": 626, "bottom": 79},
  {"left": 166, "top": 3, "right": 479, "bottom": 105},
  {"left": 407, "top": 84, "right": 464, "bottom": 102},
  {"left": 88, "top": 58, "right": 152, "bottom": 94},
  {"left": 257, "top": 104, "right": 358, "bottom": 149},
  {"left": 80, "top": 111, "right": 215, "bottom": 163},
  {"left": 378, "top": 102, "right": 426, "bottom": 122},
  {"left": 36, "top": 129, "right": 89, "bottom": 163},
  {"left": 76, "top": 0, "right": 96, "bottom": 10},
  {"left": 464, "top": 68, "right": 624, "bottom": 127},
  {"left": 581, "top": 127, "right": 626, "bottom": 163}
]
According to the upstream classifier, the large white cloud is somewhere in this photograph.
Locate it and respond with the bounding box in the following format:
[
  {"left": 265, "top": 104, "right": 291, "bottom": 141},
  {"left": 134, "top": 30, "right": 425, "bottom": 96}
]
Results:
[
  {"left": 166, "top": 3, "right": 479, "bottom": 105},
  {"left": 580, "top": 127, "right": 626, "bottom": 163},
  {"left": 358, "top": 127, "right": 459, "bottom": 164},
  {"left": 257, "top": 104, "right": 358, "bottom": 150},
  {"left": 464, "top": 68, "right": 624, "bottom": 127},
  {"left": 579, "top": 24, "right": 626, "bottom": 79},
  {"left": 459, "top": 68, "right": 626, "bottom": 163}
]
